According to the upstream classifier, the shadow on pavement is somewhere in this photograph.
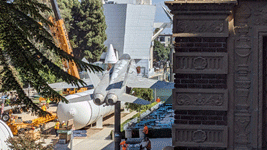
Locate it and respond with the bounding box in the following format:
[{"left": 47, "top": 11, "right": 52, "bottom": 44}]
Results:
[{"left": 101, "top": 138, "right": 172, "bottom": 150}]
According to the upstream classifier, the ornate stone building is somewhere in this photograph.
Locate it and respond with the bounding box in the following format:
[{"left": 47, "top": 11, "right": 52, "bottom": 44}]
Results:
[{"left": 165, "top": 0, "right": 267, "bottom": 149}]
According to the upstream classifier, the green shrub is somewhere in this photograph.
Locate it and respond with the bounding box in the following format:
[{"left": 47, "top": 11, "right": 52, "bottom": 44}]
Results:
[
  {"left": 6, "top": 133, "right": 53, "bottom": 150},
  {"left": 121, "top": 102, "right": 159, "bottom": 131}
]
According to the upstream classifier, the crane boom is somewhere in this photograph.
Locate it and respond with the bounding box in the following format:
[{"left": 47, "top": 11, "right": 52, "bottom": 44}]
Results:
[{"left": 49, "top": 0, "right": 80, "bottom": 79}]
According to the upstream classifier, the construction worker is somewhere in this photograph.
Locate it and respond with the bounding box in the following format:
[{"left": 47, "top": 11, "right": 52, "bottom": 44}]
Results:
[
  {"left": 61, "top": 121, "right": 66, "bottom": 128},
  {"left": 46, "top": 98, "right": 51, "bottom": 109},
  {"left": 145, "top": 137, "right": 151, "bottom": 150},
  {"left": 156, "top": 97, "right": 161, "bottom": 103},
  {"left": 143, "top": 124, "right": 149, "bottom": 138},
  {"left": 54, "top": 120, "right": 60, "bottom": 137},
  {"left": 120, "top": 140, "right": 128, "bottom": 150},
  {"left": 41, "top": 103, "right": 47, "bottom": 111}
]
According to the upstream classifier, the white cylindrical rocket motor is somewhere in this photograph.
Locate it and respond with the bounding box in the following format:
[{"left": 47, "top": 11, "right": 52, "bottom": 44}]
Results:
[
  {"left": 0, "top": 120, "right": 13, "bottom": 149},
  {"left": 57, "top": 90, "right": 124, "bottom": 129}
]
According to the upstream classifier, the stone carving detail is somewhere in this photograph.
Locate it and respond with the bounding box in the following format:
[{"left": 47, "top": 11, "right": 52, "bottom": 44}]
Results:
[
  {"left": 173, "top": 125, "right": 228, "bottom": 147},
  {"left": 174, "top": 53, "right": 228, "bottom": 74},
  {"left": 176, "top": 94, "right": 223, "bottom": 106},
  {"left": 176, "top": 94, "right": 191, "bottom": 105},
  {"left": 235, "top": 4, "right": 251, "bottom": 25},
  {"left": 254, "top": 4, "right": 267, "bottom": 25},
  {"left": 193, "top": 57, "right": 207, "bottom": 70},
  {"left": 193, "top": 130, "right": 207, "bottom": 143},
  {"left": 234, "top": 4, "right": 251, "bottom": 149},
  {"left": 173, "top": 89, "right": 228, "bottom": 110},
  {"left": 234, "top": 114, "right": 251, "bottom": 144},
  {"left": 175, "top": 20, "right": 224, "bottom": 33}
]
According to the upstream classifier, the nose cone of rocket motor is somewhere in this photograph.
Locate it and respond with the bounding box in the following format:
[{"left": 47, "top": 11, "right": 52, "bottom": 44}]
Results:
[{"left": 57, "top": 101, "right": 91, "bottom": 130}]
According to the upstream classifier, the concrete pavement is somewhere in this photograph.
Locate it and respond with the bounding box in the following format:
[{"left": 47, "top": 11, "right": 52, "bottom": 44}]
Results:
[
  {"left": 73, "top": 110, "right": 137, "bottom": 150},
  {"left": 102, "top": 138, "right": 172, "bottom": 150}
]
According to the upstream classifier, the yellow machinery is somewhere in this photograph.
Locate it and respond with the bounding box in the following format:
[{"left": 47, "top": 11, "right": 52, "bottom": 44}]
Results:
[
  {"left": 49, "top": 0, "right": 79, "bottom": 78},
  {"left": 4, "top": 112, "right": 57, "bottom": 136},
  {"left": 62, "top": 87, "right": 88, "bottom": 95},
  {"left": 45, "top": 0, "right": 87, "bottom": 96},
  {"left": 39, "top": 0, "right": 87, "bottom": 100},
  {"left": 1, "top": 106, "right": 57, "bottom": 136}
]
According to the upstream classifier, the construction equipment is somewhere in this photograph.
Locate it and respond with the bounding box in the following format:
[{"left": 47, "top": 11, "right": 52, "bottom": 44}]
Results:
[
  {"left": 45, "top": 0, "right": 87, "bottom": 96},
  {"left": 4, "top": 113, "right": 57, "bottom": 136},
  {"left": 49, "top": 0, "right": 79, "bottom": 78},
  {"left": 39, "top": 0, "right": 87, "bottom": 100},
  {"left": 0, "top": 103, "right": 57, "bottom": 136}
]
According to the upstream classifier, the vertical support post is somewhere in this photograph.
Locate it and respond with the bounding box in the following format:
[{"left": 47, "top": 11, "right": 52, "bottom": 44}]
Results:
[
  {"left": 95, "top": 115, "right": 103, "bottom": 128},
  {"left": 170, "top": 35, "right": 174, "bottom": 82},
  {"left": 70, "top": 129, "right": 73, "bottom": 150},
  {"left": 154, "top": 88, "right": 157, "bottom": 102},
  {"left": 114, "top": 101, "right": 121, "bottom": 150},
  {"left": 1, "top": 98, "right": 5, "bottom": 119}
]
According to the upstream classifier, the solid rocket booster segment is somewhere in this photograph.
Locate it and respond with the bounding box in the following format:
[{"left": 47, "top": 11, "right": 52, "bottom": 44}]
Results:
[
  {"left": 57, "top": 99, "right": 113, "bottom": 129},
  {"left": 57, "top": 90, "right": 124, "bottom": 129}
]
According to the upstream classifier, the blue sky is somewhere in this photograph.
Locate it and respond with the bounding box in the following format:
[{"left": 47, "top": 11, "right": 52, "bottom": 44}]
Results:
[{"left": 152, "top": 0, "right": 172, "bottom": 34}]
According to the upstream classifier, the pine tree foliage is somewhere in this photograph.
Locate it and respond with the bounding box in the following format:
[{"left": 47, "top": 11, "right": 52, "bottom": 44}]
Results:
[
  {"left": 0, "top": 0, "right": 103, "bottom": 116},
  {"left": 70, "top": 0, "right": 107, "bottom": 62}
]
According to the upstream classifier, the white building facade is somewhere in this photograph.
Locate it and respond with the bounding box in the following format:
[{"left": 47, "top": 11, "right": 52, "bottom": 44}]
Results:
[
  {"left": 156, "top": 34, "right": 172, "bottom": 47},
  {"left": 103, "top": 1, "right": 156, "bottom": 77}
]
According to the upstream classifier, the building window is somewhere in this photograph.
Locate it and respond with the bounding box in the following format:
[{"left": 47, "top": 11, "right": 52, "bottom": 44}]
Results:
[
  {"left": 168, "top": 38, "right": 170, "bottom": 42},
  {"left": 159, "top": 37, "right": 165, "bottom": 42}
]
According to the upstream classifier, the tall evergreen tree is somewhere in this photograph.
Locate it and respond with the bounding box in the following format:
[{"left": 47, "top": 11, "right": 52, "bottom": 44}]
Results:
[
  {"left": 0, "top": 0, "right": 102, "bottom": 115},
  {"left": 71, "top": 0, "right": 107, "bottom": 62},
  {"left": 41, "top": 0, "right": 107, "bottom": 62},
  {"left": 153, "top": 40, "right": 170, "bottom": 62},
  {"left": 57, "top": 0, "right": 79, "bottom": 32}
]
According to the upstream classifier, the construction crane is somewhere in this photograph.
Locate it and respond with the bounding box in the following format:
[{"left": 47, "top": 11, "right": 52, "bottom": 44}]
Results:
[
  {"left": 44, "top": 0, "right": 88, "bottom": 95},
  {"left": 48, "top": 0, "right": 80, "bottom": 79}
]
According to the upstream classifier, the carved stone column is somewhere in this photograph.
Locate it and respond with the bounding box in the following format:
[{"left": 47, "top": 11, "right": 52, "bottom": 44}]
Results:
[
  {"left": 234, "top": 4, "right": 252, "bottom": 150},
  {"left": 165, "top": 0, "right": 236, "bottom": 149}
]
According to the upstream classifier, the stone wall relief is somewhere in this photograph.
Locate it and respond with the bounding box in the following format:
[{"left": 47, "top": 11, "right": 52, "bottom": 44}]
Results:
[
  {"left": 234, "top": 113, "right": 251, "bottom": 145},
  {"left": 174, "top": 53, "right": 228, "bottom": 74},
  {"left": 193, "top": 57, "right": 208, "bottom": 70},
  {"left": 173, "top": 125, "right": 228, "bottom": 147},
  {"left": 234, "top": 3, "right": 252, "bottom": 150},
  {"left": 175, "top": 20, "right": 224, "bottom": 33},
  {"left": 173, "top": 89, "right": 228, "bottom": 111},
  {"left": 193, "top": 130, "right": 207, "bottom": 143},
  {"left": 235, "top": 26, "right": 251, "bottom": 112},
  {"left": 176, "top": 94, "right": 223, "bottom": 106},
  {"left": 254, "top": 4, "right": 267, "bottom": 26}
]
